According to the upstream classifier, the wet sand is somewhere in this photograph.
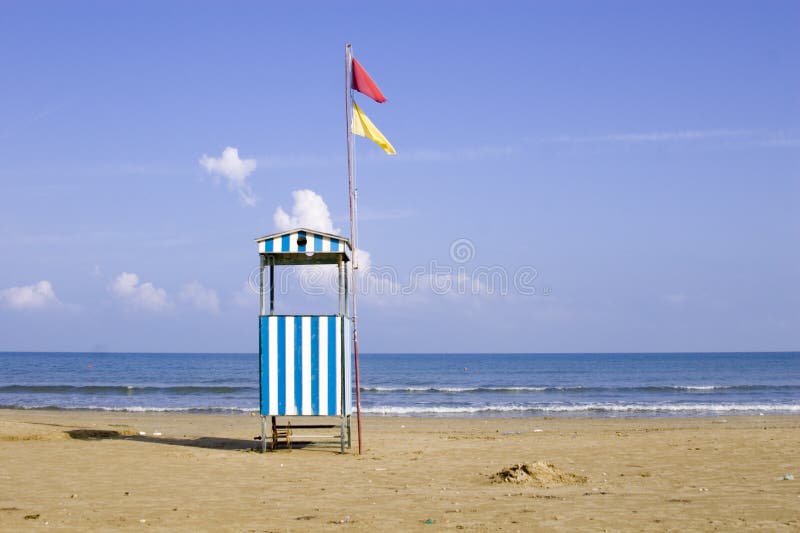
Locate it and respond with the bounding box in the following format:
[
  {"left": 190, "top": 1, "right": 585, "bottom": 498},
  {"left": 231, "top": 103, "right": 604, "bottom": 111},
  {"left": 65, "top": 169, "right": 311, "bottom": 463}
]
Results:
[{"left": 0, "top": 410, "right": 798, "bottom": 531}]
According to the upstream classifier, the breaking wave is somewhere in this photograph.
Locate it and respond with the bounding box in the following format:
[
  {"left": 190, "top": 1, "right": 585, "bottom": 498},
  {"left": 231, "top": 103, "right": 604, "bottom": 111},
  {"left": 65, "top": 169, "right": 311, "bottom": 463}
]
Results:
[
  {"left": 0, "top": 385, "right": 254, "bottom": 395},
  {"left": 361, "top": 403, "right": 800, "bottom": 416}
]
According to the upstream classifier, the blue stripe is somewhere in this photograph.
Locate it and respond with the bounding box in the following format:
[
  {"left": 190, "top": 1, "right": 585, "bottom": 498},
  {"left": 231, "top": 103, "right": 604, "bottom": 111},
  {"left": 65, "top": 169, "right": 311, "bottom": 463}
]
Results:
[
  {"left": 298, "top": 231, "right": 306, "bottom": 252},
  {"left": 277, "top": 317, "right": 285, "bottom": 414},
  {"left": 310, "top": 316, "right": 319, "bottom": 414},
  {"left": 259, "top": 316, "right": 265, "bottom": 414},
  {"left": 294, "top": 317, "right": 303, "bottom": 414},
  {"left": 314, "top": 234, "right": 322, "bottom": 252},
  {"left": 330, "top": 238, "right": 339, "bottom": 252},
  {"left": 264, "top": 238, "right": 273, "bottom": 252},
  {"left": 281, "top": 234, "right": 290, "bottom": 252},
  {"left": 327, "top": 316, "right": 337, "bottom": 415}
]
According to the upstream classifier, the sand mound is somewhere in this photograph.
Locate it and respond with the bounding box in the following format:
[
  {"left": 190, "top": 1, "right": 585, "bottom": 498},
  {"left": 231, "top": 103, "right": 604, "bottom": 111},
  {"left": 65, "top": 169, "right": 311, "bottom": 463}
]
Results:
[
  {"left": 491, "top": 462, "right": 587, "bottom": 487},
  {"left": 0, "top": 421, "right": 67, "bottom": 441}
]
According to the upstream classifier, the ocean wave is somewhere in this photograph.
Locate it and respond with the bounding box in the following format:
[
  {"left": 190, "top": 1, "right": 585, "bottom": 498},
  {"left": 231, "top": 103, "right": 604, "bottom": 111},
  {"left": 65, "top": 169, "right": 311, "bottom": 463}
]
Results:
[
  {"left": 361, "top": 386, "right": 551, "bottom": 393},
  {"left": 637, "top": 385, "right": 798, "bottom": 392},
  {"left": 361, "top": 403, "right": 800, "bottom": 415},
  {"left": 0, "top": 404, "right": 255, "bottom": 414},
  {"left": 2, "top": 401, "right": 798, "bottom": 417},
  {"left": 360, "top": 384, "right": 798, "bottom": 394},
  {"left": 0, "top": 384, "right": 255, "bottom": 395}
]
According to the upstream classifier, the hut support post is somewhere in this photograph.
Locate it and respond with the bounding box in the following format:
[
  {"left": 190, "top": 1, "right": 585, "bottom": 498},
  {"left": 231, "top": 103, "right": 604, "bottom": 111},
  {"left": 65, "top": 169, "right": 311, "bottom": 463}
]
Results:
[
  {"left": 260, "top": 415, "right": 267, "bottom": 453},
  {"left": 259, "top": 255, "right": 266, "bottom": 453},
  {"left": 269, "top": 256, "right": 275, "bottom": 315},
  {"left": 259, "top": 255, "right": 266, "bottom": 316}
]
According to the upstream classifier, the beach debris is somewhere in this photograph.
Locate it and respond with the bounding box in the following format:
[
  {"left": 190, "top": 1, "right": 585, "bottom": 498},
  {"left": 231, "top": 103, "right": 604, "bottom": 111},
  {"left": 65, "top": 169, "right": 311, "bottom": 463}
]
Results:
[
  {"left": 424, "top": 519, "right": 435, "bottom": 525},
  {"left": 781, "top": 474, "right": 794, "bottom": 481},
  {"left": 139, "top": 431, "right": 147, "bottom": 436},
  {"left": 24, "top": 514, "right": 40, "bottom": 520},
  {"left": 153, "top": 432, "right": 162, "bottom": 436},
  {"left": 533, "top": 429, "right": 544, "bottom": 433},
  {"left": 491, "top": 462, "right": 587, "bottom": 487},
  {"left": 67, "top": 429, "right": 122, "bottom": 440}
]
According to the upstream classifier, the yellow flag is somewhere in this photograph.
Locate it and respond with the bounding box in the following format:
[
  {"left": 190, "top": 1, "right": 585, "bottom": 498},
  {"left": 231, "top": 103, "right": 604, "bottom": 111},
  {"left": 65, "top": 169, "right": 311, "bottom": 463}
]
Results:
[{"left": 351, "top": 101, "right": 396, "bottom": 155}]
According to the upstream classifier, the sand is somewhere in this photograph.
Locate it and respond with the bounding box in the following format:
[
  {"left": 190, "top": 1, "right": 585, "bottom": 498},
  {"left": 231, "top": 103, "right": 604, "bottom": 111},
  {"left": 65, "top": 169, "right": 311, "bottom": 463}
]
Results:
[{"left": 0, "top": 410, "right": 798, "bottom": 531}]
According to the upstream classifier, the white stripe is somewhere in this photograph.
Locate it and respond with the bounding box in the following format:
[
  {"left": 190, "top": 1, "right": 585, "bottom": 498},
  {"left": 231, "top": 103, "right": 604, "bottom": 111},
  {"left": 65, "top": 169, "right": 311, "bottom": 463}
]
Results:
[
  {"left": 301, "top": 316, "right": 312, "bottom": 415},
  {"left": 319, "top": 318, "right": 328, "bottom": 415},
  {"left": 335, "top": 317, "right": 341, "bottom": 415},
  {"left": 268, "top": 316, "right": 278, "bottom": 414},
  {"left": 344, "top": 318, "right": 352, "bottom": 415},
  {"left": 322, "top": 236, "right": 331, "bottom": 252},
  {"left": 258, "top": 241, "right": 265, "bottom": 253},
  {"left": 285, "top": 317, "right": 296, "bottom": 415},
  {"left": 289, "top": 232, "right": 298, "bottom": 252}
]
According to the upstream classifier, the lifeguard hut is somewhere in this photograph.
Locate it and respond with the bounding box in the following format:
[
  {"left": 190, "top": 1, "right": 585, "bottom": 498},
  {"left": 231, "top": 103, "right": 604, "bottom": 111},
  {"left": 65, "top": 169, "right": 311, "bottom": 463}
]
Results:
[{"left": 256, "top": 228, "right": 353, "bottom": 452}]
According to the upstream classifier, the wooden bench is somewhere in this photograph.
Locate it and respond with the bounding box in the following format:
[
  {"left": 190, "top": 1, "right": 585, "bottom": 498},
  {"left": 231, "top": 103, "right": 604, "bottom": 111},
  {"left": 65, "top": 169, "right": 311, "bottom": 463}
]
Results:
[{"left": 263, "top": 417, "right": 349, "bottom": 451}]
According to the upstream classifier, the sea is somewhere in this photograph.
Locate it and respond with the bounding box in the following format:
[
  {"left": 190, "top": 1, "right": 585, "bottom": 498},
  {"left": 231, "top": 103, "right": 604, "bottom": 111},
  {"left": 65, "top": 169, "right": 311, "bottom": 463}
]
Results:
[{"left": 0, "top": 352, "right": 798, "bottom": 418}]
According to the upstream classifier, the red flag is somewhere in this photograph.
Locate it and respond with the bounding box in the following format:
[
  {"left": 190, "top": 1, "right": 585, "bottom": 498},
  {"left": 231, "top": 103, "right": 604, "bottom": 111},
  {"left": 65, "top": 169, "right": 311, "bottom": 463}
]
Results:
[{"left": 351, "top": 57, "right": 387, "bottom": 103}]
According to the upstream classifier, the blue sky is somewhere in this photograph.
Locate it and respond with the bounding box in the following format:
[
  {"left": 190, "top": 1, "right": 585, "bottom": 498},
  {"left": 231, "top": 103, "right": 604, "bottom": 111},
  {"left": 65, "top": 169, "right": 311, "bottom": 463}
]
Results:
[{"left": 1, "top": 1, "right": 798, "bottom": 353}]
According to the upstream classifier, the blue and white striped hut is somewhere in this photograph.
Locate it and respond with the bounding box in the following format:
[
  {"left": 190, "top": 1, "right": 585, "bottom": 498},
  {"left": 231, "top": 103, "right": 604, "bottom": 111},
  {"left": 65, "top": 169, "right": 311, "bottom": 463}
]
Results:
[{"left": 255, "top": 228, "right": 353, "bottom": 452}]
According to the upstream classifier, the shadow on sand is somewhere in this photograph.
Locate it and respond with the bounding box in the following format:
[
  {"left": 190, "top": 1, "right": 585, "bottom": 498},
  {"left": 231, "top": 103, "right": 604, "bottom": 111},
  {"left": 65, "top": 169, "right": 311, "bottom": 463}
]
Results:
[{"left": 64, "top": 428, "right": 328, "bottom": 452}]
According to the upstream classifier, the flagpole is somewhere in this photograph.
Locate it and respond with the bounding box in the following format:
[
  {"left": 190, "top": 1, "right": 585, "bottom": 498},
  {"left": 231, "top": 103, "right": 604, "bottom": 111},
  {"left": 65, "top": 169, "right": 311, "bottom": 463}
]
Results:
[{"left": 345, "top": 42, "right": 364, "bottom": 455}]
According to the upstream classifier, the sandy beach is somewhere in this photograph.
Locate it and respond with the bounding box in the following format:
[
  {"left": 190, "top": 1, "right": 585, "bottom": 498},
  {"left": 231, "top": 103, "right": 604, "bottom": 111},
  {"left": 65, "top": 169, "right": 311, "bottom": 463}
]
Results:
[{"left": 0, "top": 410, "right": 798, "bottom": 531}]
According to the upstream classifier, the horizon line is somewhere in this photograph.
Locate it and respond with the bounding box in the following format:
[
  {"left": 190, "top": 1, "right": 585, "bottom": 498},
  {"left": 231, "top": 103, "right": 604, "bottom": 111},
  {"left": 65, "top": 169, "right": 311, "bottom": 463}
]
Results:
[{"left": 1, "top": 350, "right": 797, "bottom": 356}]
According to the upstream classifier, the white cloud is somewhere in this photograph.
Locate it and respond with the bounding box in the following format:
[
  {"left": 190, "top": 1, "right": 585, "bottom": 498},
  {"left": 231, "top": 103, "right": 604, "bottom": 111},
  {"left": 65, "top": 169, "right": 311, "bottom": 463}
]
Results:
[
  {"left": 595, "top": 129, "right": 751, "bottom": 143},
  {"left": 0, "top": 280, "right": 61, "bottom": 310},
  {"left": 397, "top": 144, "right": 514, "bottom": 162},
  {"left": 533, "top": 129, "right": 753, "bottom": 144},
  {"left": 199, "top": 146, "right": 257, "bottom": 206},
  {"left": 180, "top": 282, "right": 220, "bottom": 313},
  {"left": 271, "top": 190, "right": 379, "bottom": 295},
  {"left": 751, "top": 137, "right": 800, "bottom": 147},
  {"left": 110, "top": 272, "right": 170, "bottom": 311},
  {"left": 274, "top": 189, "right": 340, "bottom": 234}
]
